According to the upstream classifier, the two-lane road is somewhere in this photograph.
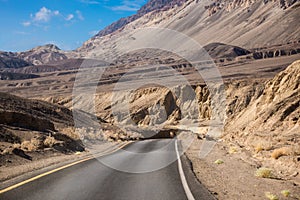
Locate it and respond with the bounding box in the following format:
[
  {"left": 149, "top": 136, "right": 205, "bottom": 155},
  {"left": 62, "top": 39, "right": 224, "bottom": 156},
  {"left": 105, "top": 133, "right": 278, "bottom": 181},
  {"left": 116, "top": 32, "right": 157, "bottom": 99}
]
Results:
[{"left": 1, "top": 139, "right": 214, "bottom": 200}]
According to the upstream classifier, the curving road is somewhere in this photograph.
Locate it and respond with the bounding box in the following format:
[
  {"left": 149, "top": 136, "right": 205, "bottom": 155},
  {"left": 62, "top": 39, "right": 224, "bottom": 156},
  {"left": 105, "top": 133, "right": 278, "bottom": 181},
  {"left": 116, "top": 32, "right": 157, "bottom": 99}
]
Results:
[{"left": 0, "top": 139, "right": 214, "bottom": 200}]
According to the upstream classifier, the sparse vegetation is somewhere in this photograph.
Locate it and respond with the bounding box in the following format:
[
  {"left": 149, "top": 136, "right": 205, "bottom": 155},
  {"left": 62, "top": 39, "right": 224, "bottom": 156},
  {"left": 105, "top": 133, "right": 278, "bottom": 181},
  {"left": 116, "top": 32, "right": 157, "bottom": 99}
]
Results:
[
  {"left": 214, "top": 159, "right": 224, "bottom": 164},
  {"left": 43, "top": 136, "right": 57, "bottom": 148},
  {"left": 228, "top": 146, "right": 238, "bottom": 154},
  {"left": 254, "top": 142, "right": 273, "bottom": 153},
  {"left": 280, "top": 190, "right": 290, "bottom": 197},
  {"left": 20, "top": 137, "right": 43, "bottom": 151},
  {"left": 265, "top": 192, "right": 279, "bottom": 200},
  {"left": 255, "top": 167, "right": 273, "bottom": 178}
]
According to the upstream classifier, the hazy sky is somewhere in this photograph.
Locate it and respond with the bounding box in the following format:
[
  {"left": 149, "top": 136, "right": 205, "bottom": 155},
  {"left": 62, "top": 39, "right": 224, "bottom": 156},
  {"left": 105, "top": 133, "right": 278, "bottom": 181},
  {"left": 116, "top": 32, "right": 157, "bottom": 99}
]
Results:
[{"left": 0, "top": 0, "right": 146, "bottom": 52}]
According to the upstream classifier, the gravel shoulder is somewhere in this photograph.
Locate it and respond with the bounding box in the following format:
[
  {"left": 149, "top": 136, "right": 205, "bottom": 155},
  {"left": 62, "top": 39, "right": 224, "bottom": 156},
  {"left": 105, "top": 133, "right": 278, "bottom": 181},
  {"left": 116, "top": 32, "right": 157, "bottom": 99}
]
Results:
[{"left": 185, "top": 139, "right": 300, "bottom": 200}]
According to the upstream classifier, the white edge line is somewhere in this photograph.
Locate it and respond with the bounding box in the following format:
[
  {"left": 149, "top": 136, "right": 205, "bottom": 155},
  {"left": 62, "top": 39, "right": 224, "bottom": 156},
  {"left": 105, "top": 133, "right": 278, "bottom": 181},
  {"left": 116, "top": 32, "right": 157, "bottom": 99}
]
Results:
[{"left": 175, "top": 139, "right": 195, "bottom": 200}]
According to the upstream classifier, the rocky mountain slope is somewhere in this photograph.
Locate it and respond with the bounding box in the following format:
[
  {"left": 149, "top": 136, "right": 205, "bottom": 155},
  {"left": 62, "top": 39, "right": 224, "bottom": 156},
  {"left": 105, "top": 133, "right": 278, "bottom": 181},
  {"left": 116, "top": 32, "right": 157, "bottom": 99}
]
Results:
[
  {"left": 0, "top": 44, "right": 72, "bottom": 68},
  {"left": 80, "top": 0, "right": 300, "bottom": 54},
  {"left": 225, "top": 60, "right": 300, "bottom": 148},
  {"left": 0, "top": 93, "right": 83, "bottom": 154},
  {"left": 94, "top": 0, "right": 187, "bottom": 38},
  {"left": 0, "top": 52, "right": 31, "bottom": 69},
  {"left": 16, "top": 44, "right": 69, "bottom": 65}
]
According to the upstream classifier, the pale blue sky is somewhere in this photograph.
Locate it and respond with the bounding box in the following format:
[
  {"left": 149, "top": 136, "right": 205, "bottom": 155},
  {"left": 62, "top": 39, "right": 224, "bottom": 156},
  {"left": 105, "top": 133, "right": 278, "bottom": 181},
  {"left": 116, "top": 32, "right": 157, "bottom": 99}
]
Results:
[{"left": 0, "top": 0, "right": 146, "bottom": 52}]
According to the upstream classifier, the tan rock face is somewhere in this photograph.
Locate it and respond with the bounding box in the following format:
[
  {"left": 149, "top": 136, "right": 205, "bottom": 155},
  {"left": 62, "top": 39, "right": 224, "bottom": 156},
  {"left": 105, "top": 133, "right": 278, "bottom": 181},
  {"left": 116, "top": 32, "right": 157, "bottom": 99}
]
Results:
[{"left": 224, "top": 61, "right": 300, "bottom": 155}]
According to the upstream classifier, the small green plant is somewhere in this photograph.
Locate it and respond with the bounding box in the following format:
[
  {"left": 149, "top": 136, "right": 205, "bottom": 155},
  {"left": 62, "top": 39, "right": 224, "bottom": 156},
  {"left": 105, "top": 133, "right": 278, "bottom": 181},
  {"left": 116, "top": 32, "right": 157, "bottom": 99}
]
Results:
[
  {"left": 281, "top": 190, "right": 290, "bottom": 197},
  {"left": 214, "top": 159, "right": 224, "bottom": 164},
  {"left": 255, "top": 167, "right": 273, "bottom": 178},
  {"left": 265, "top": 192, "right": 279, "bottom": 200},
  {"left": 228, "top": 146, "right": 237, "bottom": 154}
]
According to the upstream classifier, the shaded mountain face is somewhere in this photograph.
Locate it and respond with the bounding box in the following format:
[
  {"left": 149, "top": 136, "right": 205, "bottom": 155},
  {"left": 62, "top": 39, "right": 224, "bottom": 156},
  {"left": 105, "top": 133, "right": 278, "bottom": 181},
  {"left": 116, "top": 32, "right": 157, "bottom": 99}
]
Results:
[
  {"left": 0, "top": 52, "right": 31, "bottom": 68},
  {"left": 203, "top": 43, "right": 250, "bottom": 59},
  {"left": 94, "top": 0, "right": 187, "bottom": 37}
]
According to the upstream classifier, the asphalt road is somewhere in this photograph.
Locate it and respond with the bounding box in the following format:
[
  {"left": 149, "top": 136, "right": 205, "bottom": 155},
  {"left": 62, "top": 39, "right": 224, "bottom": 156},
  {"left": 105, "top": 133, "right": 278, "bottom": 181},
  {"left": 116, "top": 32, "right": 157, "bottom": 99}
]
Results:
[{"left": 1, "top": 139, "right": 214, "bottom": 200}]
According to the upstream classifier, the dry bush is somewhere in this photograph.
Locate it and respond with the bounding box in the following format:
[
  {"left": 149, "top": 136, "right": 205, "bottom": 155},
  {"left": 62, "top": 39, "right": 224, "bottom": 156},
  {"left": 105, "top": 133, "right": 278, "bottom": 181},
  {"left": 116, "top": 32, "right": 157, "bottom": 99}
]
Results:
[
  {"left": 21, "top": 140, "right": 36, "bottom": 151},
  {"left": 228, "top": 146, "right": 238, "bottom": 154},
  {"left": 43, "top": 136, "right": 57, "bottom": 148},
  {"left": 60, "top": 127, "right": 80, "bottom": 140},
  {"left": 1, "top": 147, "right": 13, "bottom": 155},
  {"left": 13, "top": 143, "right": 21, "bottom": 149},
  {"left": 255, "top": 167, "right": 273, "bottom": 178},
  {"left": 21, "top": 137, "right": 43, "bottom": 151},
  {"left": 254, "top": 142, "right": 273, "bottom": 153},
  {"left": 214, "top": 159, "right": 224, "bottom": 164},
  {"left": 271, "top": 147, "right": 291, "bottom": 159},
  {"left": 281, "top": 190, "right": 290, "bottom": 197},
  {"left": 265, "top": 192, "right": 279, "bottom": 200}
]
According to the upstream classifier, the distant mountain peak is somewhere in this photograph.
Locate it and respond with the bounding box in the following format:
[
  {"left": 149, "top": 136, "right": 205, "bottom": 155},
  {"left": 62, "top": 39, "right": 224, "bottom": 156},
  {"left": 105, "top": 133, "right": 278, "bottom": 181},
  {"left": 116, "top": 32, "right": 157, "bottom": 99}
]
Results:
[
  {"left": 31, "top": 44, "right": 61, "bottom": 52},
  {"left": 94, "top": 0, "right": 187, "bottom": 38}
]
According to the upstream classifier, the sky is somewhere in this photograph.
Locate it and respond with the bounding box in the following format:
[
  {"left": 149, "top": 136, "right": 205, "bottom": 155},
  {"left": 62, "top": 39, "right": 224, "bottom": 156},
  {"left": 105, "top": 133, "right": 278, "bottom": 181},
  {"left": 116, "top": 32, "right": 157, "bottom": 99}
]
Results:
[{"left": 0, "top": 0, "right": 146, "bottom": 52}]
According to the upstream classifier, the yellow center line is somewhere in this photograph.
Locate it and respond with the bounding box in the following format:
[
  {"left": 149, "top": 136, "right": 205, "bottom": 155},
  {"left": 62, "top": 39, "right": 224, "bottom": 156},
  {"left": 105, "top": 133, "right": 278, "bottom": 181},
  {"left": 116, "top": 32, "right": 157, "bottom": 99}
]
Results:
[{"left": 0, "top": 142, "right": 132, "bottom": 194}]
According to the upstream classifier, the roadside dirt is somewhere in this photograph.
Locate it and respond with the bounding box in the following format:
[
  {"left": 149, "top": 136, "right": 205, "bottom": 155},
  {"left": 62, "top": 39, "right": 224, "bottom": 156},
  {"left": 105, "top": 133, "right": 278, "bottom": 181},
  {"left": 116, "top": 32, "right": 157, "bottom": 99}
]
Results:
[
  {"left": 0, "top": 142, "right": 120, "bottom": 183},
  {"left": 185, "top": 138, "right": 300, "bottom": 200}
]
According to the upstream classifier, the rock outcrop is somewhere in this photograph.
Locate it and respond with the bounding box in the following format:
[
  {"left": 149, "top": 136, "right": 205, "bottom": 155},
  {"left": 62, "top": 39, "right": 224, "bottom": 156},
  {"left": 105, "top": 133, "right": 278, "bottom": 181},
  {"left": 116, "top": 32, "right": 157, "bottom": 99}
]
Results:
[{"left": 224, "top": 60, "right": 300, "bottom": 153}]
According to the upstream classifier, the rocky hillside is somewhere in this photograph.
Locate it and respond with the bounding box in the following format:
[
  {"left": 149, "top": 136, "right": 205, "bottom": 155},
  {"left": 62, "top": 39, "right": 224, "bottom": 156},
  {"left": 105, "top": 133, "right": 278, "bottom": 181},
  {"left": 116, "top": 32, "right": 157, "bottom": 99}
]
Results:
[
  {"left": 81, "top": 0, "right": 300, "bottom": 53},
  {"left": 0, "top": 52, "right": 31, "bottom": 68},
  {"left": 16, "top": 44, "right": 69, "bottom": 65},
  {"left": 0, "top": 44, "right": 72, "bottom": 68},
  {"left": 94, "top": 0, "right": 187, "bottom": 37},
  {"left": 0, "top": 93, "right": 82, "bottom": 154},
  {"left": 225, "top": 60, "right": 300, "bottom": 145}
]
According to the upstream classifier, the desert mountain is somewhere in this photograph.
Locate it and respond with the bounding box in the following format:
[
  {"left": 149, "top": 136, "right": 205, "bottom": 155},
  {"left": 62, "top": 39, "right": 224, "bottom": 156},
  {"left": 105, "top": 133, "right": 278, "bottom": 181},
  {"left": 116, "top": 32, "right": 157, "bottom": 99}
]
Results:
[
  {"left": 94, "top": 0, "right": 187, "bottom": 37},
  {"left": 80, "top": 0, "right": 300, "bottom": 54},
  {"left": 16, "top": 44, "right": 69, "bottom": 65},
  {"left": 0, "top": 0, "right": 299, "bottom": 68},
  {"left": 0, "top": 51, "right": 31, "bottom": 69}
]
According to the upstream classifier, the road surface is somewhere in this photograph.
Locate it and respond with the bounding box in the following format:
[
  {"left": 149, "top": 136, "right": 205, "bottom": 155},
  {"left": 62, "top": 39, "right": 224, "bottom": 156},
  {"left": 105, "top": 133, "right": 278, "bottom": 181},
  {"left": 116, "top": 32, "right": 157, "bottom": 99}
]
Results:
[{"left": 1, "top": 139, "right": 214, "bottom": 200}]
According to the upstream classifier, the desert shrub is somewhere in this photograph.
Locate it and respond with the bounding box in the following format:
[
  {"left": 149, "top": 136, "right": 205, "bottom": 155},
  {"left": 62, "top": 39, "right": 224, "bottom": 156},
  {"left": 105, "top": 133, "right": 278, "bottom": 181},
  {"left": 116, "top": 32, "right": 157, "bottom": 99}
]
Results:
[
  {"left": 21, "top": 137, "right": 43, "bottom": 151},
  {"left": 271, "top": 147, "right": 290, "bottom": 159},
  {"left": 43, "top": 136, "right": 57, "bottom": 148},
  {"left": 255, "top": 144, "right": 264, "bottom": 153},
  {"left": 228, "top": 146, "right": 238, "bottom": 154},
  {"left": 254, "top": 142, "right": 272, "bottom": 153},
  {"left": 280, "top": 190, "right": 290, "bottom": 197},
  {"left": 255, "top": 167, "right": 273, "bottom": 178},
  {"left": 61, "top": 127, "right": 80, "bottom": 140},
  {"left": 265, "top": 192, "right": 279, "bottom": 200},
  {"left": 21, "top": 140, "right": 36, "bottom": 151},
  {"left": 214, "top": 159, "right": 224, "bottom": 164}
]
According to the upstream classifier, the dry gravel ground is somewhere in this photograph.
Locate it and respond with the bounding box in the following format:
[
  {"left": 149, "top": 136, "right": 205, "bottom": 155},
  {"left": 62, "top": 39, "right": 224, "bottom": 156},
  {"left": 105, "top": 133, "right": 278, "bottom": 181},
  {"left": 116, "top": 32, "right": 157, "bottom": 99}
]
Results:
[{"left": 185, "top": 139, "right": 300, "bottom": 200}]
